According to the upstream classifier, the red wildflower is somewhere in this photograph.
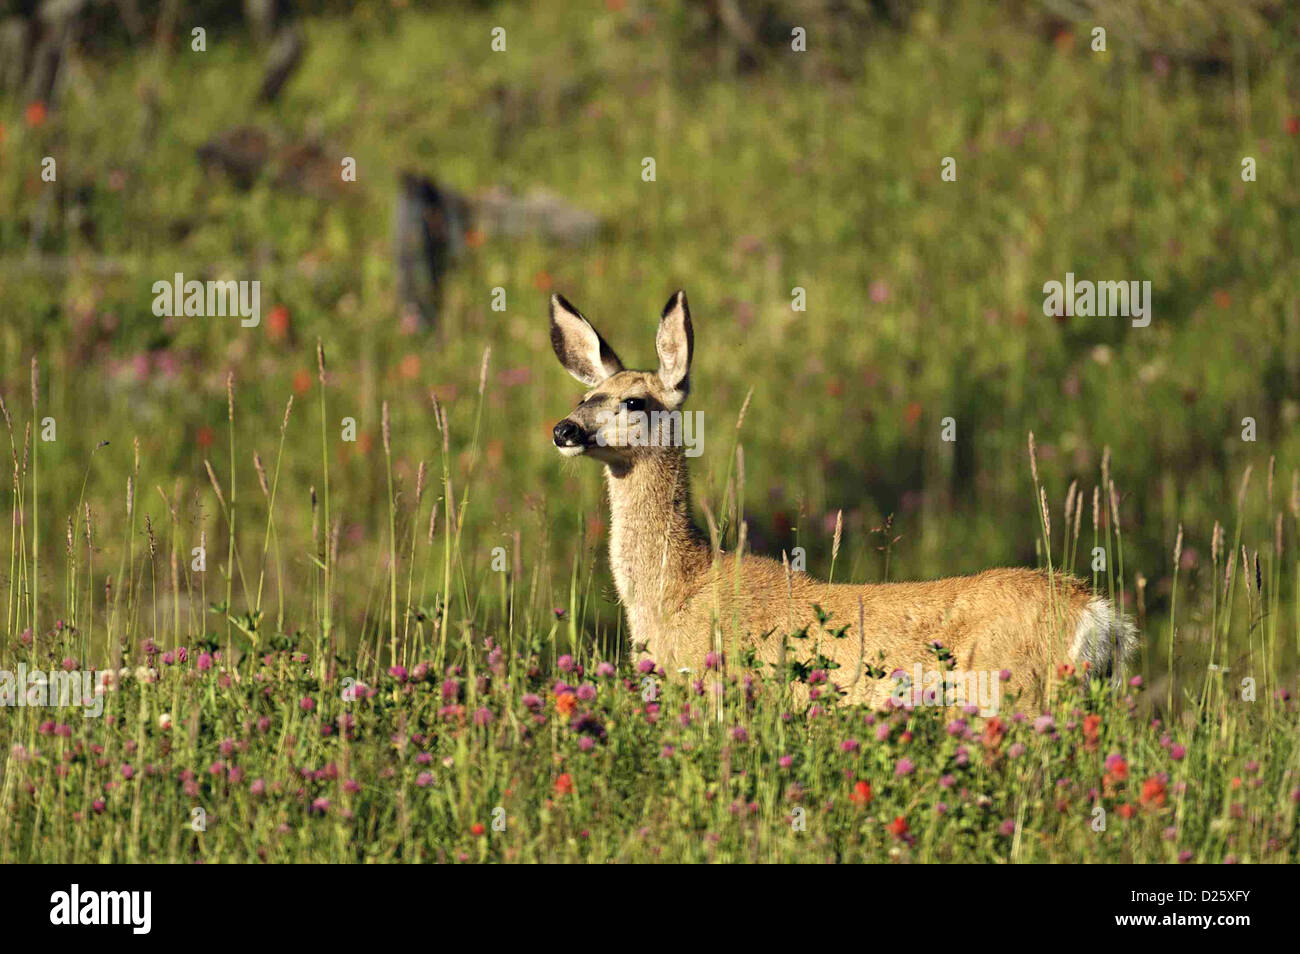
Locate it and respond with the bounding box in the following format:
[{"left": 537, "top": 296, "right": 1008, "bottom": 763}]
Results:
[
  {"left": 1116, "top": 803, "right": 1136, "bottom": 820},
  {"left": 1140, "top": 777, "right": 1166, "bottom": 809},
  {"left": 470, "top": 822, "right": 486, "bottom": 836},
  {"left": 849, "top": 780, "right": 873, "bottom": 806},
  {"left": 24, "top": 101, "right": 46, "bottom": 128},
  {"left": 887, "top": 815, "right": 909, "bottom": 838},
  {"left": 266, "top": 304, "right": 290, "bottom": 342},
  {"left": 1082, "top": 713, "right": 1102, "bottom": 750},
  {"left": 554, "top": 772, "right": 574, "bottom": 796}
]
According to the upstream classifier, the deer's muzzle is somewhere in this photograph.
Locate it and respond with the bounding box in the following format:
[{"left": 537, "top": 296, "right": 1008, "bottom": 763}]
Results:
[{"left": 553, "top": 419, "right": 586, "bottom": 449}]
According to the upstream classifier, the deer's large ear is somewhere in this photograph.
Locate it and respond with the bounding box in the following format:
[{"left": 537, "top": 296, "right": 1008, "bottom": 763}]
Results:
[
  {"left": 549, "top": 294, "right": 624, "bottom": 386},
  {"left": 655, "top": 290, "right": 693, "bottom": 399}
]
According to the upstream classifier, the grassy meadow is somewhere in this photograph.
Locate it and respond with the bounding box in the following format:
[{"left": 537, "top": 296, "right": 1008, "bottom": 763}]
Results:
[{"left": 0, "top": 0, "right": 1298, "bottom": 862}]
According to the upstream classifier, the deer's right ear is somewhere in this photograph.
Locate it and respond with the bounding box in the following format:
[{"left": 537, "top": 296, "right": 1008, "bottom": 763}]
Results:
[
  {"left": 655, "top": 290, "right": 693, "bottom": 399},
  {"left": 549, "top": 294, "right": 624, "bottom": 386}
]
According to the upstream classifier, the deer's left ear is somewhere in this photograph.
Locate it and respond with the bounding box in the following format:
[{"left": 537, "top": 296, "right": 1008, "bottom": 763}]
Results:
[
  {"left": 655, "top": 290, "right": 693, "bottom": 400},
  {"left": 550, "top": 294, "right": 624, "bottom": 386}
]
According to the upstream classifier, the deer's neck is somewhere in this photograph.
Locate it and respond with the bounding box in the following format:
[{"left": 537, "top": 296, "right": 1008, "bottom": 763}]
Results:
[{"left": 603, "top": 449, "right": 709, "bottom": 652}]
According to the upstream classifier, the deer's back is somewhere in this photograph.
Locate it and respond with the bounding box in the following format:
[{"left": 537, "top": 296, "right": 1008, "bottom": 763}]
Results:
[{"left": 667, "top": 558, "right": 1096, "bottom": 707}]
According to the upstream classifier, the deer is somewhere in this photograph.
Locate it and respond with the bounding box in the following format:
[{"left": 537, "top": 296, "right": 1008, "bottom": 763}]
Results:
[{"left": 548, "top": 289, "right": 1138, "bottom": 710}]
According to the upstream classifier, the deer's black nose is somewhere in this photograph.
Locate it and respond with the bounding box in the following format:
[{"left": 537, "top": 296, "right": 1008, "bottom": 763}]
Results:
[{"left": 553, "top": 420, "right": 584, "bottom": 447}]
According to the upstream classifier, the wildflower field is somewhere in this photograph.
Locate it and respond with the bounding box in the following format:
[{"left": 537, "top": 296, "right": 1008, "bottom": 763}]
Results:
[
  {"left": 1, "top": 0, "right": 1299, "bottom": 864},
  {"left": 4, "top": 609, "right": 1299, "bottom": 863}
]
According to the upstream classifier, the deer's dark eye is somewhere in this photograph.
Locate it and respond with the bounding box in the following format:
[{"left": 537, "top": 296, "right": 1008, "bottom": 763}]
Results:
[{"left": 620, "top": 398, "right": 646, "bottom": 413}]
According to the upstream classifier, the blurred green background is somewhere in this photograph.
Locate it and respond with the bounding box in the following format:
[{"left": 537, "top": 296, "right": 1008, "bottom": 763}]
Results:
[{"left": 0, "top": 0, "right": 1297, "bottom": 683}]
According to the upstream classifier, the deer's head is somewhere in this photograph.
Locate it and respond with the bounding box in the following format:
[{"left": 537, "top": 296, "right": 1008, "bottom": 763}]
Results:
[{"left": 549, "top": 290, "right": 695, "bottom": 466}]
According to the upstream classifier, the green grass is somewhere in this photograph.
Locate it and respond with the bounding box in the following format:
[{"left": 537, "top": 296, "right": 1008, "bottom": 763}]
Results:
[{"left": 0, "top": 1, "right": 1298, "bottom": 861}]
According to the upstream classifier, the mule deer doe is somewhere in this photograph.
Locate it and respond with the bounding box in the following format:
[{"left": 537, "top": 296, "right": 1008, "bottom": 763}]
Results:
[{"left": 549, "top": 290, "right": 1137, "bottom": 708}]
